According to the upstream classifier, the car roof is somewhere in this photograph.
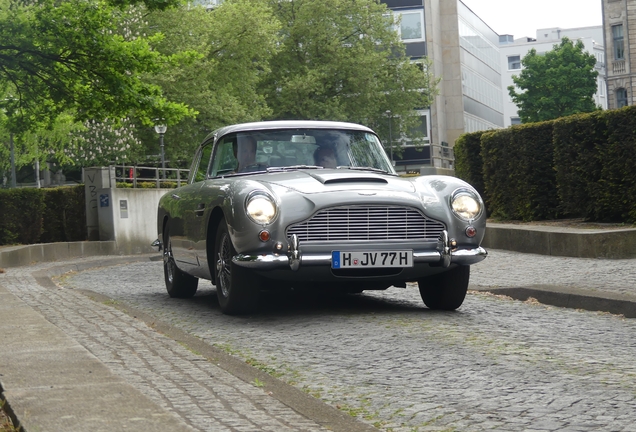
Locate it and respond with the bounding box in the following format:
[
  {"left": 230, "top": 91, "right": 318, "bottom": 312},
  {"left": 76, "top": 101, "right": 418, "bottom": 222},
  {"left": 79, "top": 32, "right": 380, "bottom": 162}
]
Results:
[{"left": 202, "top": 120, "right": 376, "bottom": 143}]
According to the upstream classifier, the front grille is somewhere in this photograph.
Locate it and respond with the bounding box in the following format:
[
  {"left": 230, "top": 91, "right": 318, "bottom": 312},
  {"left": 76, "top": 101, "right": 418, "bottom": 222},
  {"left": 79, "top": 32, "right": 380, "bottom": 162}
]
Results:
[{"left": 287, "top": 206, "right": 445, "bottom": 242}]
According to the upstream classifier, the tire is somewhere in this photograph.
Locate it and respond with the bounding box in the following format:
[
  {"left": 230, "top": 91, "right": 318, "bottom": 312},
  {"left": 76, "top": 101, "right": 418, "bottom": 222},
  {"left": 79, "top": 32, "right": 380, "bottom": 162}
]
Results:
[
  {"left": 163, "top": 227, "right": 198, "bottom": 298},
  {"left": 215, "top": 219, "right": 260, "bottom": 315},
  {"left": 418, "top": 265, "right": 470, "bottom": 311}
]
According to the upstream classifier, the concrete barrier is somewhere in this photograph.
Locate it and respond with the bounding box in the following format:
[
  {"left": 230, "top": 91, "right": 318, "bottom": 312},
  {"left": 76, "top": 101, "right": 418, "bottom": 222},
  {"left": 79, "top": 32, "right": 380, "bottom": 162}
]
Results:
[{"left": 0, "top": 242, "right": 120, "bottom": 268}]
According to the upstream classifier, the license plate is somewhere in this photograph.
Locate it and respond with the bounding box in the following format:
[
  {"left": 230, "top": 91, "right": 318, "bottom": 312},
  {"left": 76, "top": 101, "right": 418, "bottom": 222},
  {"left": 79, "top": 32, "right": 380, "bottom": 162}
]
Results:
[{"left": 331, "top": 250, "right": 413, "bottom": 269}]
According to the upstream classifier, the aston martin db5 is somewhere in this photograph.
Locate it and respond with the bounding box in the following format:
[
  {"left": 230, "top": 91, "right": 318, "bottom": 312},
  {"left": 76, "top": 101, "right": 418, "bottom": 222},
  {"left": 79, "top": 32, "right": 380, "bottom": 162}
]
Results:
[{"left": 156, "top": 120, "right": 487, "bottom": 314}]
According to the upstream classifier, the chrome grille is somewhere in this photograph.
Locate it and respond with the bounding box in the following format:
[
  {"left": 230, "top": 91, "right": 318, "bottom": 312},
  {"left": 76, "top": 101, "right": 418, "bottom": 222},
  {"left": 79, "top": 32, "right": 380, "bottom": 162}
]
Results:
[{"left": 287, "top": 206, "right": 445, "bottom": 242}]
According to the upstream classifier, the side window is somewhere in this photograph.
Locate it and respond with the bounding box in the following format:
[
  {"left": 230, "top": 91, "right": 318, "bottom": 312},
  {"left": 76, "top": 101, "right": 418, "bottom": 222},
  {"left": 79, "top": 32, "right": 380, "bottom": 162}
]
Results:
[
  {"left": 190, "top": 141, "right": 214, "bottom": 183},
  {"left": 209, "top": 135, "right": 239, "bottom": 177}
]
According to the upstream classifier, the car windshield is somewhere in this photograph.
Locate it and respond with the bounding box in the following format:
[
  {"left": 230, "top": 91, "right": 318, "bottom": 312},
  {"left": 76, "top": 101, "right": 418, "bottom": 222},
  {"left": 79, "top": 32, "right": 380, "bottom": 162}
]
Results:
[{"left": 208, "top": 128, "right": 395, "bottom": 177}]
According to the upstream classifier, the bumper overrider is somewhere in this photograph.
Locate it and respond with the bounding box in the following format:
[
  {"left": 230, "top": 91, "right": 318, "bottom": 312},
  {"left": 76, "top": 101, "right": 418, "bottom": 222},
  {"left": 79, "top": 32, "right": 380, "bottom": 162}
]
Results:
[{"left": 233, "top": 230, "right": 487, "bottom": 271}]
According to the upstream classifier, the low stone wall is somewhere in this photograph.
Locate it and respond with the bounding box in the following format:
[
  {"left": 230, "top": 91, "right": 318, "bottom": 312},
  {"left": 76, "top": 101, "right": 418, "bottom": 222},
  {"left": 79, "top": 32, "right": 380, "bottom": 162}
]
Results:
[
  {"left": 0, "top": 241, "right": 119, "bottom": 268},
  {"left": 482, "top": 223, "right": 636, "bottom": 259}
]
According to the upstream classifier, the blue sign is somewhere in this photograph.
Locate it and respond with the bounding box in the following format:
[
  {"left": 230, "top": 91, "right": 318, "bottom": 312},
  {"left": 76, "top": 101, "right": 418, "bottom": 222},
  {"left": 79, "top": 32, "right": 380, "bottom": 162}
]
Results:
[{"left": 100, "top": 194, "right": 109, "bottom": 207}]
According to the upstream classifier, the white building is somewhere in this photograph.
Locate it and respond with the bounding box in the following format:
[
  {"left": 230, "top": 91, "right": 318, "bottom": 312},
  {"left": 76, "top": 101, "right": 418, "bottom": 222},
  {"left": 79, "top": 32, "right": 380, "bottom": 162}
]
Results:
[{"left": 499, "top": 26, "right": 607, "bottom": 127}]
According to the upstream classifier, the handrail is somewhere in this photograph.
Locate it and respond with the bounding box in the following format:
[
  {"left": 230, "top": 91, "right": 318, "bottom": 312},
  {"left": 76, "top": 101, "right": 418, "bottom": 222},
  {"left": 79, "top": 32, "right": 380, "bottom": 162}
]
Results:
[{"left": 111, "top": 165, "right": 190, "bottom": 188}]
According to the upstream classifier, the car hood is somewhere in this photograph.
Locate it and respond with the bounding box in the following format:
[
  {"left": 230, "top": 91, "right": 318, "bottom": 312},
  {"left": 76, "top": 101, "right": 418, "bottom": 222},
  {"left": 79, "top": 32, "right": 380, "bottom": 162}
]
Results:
[{"left": 253, "top": 169, "right": 416, "bottom": 194}]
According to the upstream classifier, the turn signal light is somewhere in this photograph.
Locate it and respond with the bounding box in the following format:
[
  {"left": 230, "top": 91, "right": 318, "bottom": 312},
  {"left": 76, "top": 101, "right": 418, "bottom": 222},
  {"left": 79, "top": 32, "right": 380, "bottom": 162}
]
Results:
[
  {"left": 465, "top": 226, "right": 477, "bottom": 238},
  {"left": 258, "top": 230, "right": 271, "bottom": 242}
]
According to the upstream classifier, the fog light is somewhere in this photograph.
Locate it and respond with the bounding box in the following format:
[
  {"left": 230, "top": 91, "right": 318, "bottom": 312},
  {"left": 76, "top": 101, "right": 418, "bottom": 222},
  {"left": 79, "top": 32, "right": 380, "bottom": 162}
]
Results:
[
  {"left": 274, "top": 241, "right": 283, "bottom": 251},
  {"left": 450, "top": 238, "right": 457, "bottom": 248},
  {"left": 258, "top": 230, "right": 271, "bottom": 242},
  {"left": 465, "top": 226, "right": 477, "bottom": 238}
]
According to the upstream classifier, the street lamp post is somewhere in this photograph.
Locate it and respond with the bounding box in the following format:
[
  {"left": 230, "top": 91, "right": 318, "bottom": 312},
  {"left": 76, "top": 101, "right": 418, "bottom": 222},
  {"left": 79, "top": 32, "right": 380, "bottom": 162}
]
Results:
[{"left": 154, "top": 124, "right": 167, "bottom": 180}]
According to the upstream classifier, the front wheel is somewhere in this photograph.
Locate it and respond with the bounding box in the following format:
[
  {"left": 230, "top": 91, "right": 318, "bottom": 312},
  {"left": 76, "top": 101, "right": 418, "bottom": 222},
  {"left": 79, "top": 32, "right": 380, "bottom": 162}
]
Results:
[
  {"left": 163, "top": 228, "right": 198, "bottom": 298},
  {"left": 418, "top": 265, "right": 470, "bottom": 311},
  {"left": 215, "top": 220, "right": 260, "bottom": 315}
]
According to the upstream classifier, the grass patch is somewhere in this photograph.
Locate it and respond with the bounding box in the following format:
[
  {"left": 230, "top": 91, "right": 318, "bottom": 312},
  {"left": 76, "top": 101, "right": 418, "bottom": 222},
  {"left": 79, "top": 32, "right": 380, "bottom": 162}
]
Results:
[{"left": 0, "top": 400, "right": 19, "bottom": 432}]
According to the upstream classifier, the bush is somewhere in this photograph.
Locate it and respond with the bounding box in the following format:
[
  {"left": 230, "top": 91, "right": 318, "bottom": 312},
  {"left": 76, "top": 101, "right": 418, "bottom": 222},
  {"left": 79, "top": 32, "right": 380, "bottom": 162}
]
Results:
[
  {"left": 454, "top": 131, "right": 486, "bottom": 200},
  {"left": 599, "top": 107, "right": 636, "bottom": 222},
  {"left": 553, "top": 111, "right": 607, "bottom": 219},
  {"left": 40, "top": 186, "right": 87, "bottom": 243},
  {"left": 0, "top": 188, "right": 46, "bottom": 245},
  {"left": 0, "top": 186, "right": 86, "bottom": 246},
  {"left": 456, "top": 106, "right": 636, "bottom": 224}
]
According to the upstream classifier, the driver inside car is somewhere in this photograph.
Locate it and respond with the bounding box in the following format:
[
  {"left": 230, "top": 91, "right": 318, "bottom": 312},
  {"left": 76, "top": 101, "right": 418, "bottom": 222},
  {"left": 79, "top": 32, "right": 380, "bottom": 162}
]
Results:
[{"left": 314, "top": 146, "right": 338, "bottom": 168}]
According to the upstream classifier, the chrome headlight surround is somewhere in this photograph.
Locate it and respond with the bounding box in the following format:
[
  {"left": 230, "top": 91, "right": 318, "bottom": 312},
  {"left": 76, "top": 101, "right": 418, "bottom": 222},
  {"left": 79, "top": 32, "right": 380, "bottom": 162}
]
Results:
[
  {"left": 245, "top": 191, "right": 278, "bottom": 225},
  {"left": 450, "top": 188, "right": 483, "bottom": 222}
]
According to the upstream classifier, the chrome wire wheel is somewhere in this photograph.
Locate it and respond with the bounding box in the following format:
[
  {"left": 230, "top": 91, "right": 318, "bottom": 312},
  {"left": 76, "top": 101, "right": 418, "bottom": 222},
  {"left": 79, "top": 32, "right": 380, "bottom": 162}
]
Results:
[
  {"left": 214, "top": 219, "right": 260, "bottom": 315},
  {"left": 163, "top": 236, "right": 175, "bottom": 285},
  {"left": 162, "top": 225, "right": 198, "bottom": 299},
  {"left": 217, "top": 232, "right": 232, "bottom": 298}
]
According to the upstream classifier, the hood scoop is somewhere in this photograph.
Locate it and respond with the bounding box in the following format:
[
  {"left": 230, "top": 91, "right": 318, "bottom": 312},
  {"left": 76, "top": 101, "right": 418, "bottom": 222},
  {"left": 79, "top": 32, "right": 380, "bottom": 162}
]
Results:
[{"left": 323, "top": 177, "right": 388, "bottom": 185}]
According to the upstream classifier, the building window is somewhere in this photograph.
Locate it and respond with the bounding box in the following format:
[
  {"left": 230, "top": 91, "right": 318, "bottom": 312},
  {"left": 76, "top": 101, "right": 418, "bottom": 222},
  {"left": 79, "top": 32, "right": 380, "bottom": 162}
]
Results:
[
  {"left": 616, "top": 88, "right": 628, "bottom": 107},
  {"left": 406, "top": 111, "right": 430, "bottom": 145},
  {"left": 510, "top": 117, "right": 521, "bottom": 125},
  {"left": 508, "top": 55, "right": 521, "bottom": 70},
  {"left": 612, "top": 25, "right": 625, "bottom": 60},
  {"left": 395, "top": 10, "right": 425, "bottom": 42},
  {"left": 598, "top": 78, "right": 605, "bottom": 97}
]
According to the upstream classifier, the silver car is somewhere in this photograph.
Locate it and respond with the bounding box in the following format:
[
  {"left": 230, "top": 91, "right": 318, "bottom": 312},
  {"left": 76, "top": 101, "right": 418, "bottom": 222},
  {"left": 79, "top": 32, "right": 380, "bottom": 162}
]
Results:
[{"left": 156, "top": 120, "right": 487, "bottom": 314}]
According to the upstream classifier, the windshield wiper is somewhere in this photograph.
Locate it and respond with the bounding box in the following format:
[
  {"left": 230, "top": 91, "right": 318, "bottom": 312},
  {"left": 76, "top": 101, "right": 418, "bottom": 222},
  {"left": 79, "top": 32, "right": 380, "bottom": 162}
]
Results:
[
  {"left": 338, "top": 166, "right": 396, "bottom": 175},
  {"left": 266, "top": 165, "right": 323, "bottom": 172}
]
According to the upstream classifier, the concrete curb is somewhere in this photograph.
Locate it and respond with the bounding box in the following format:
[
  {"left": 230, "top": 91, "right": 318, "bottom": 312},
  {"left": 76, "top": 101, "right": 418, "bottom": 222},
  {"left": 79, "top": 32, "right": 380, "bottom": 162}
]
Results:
[
  {"left": 0, "top": 241, "right": 120, "bottom": 268},
  {"left": 470, "top": 285, "right": 636, "bottom": 318}
]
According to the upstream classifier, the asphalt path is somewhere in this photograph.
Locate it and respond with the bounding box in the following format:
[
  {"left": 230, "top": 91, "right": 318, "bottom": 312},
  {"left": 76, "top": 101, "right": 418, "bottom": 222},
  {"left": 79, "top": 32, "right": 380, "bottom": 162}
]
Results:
[{"left": 43, "top": 250, "right": 636, "bottom": 432}]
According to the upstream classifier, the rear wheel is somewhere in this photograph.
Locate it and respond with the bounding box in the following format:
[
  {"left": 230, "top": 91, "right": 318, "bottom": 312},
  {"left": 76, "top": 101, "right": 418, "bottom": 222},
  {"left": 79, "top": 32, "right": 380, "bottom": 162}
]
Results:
[
  {"left": 163, "top": 228, "right": 198, "bottom": 298},
  {"left": 418, "top": 265, "right": 470, "bottom": 310},
  {"left": 215, "top": 220, "right": 260, "bottom": 315}
]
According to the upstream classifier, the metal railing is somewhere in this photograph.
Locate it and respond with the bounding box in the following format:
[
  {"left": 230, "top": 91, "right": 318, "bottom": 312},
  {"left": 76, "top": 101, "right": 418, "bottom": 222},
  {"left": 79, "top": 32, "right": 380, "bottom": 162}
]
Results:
[
  {"left": 430, "top": 143, "right": 455, "bottom": 170},
  {"left": 112, "top": 165, "right": 190, "bottom": 188}
]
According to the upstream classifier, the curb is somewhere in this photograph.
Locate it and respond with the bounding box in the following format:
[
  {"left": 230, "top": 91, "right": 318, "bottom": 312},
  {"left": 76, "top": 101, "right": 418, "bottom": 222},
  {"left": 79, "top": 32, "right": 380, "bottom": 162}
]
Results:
[{"left": 471, "top": 285, "right": 636, "bottom": 318}]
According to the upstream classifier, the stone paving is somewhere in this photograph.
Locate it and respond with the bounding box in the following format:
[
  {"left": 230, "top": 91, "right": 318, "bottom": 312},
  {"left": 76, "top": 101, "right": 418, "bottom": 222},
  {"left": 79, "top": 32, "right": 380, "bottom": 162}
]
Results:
[
  {"left": 0, "top": 258, "right": 330, "bottom": 432},
  {"left": 3, "top": 250, "right": 636, "bottom": 431}
]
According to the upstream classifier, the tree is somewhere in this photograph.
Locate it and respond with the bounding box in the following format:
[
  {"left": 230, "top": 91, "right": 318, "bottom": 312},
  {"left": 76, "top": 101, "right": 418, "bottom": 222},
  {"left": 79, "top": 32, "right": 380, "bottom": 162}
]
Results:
[
  {"left": 260, "top": 0, "right": 439, "bottom": 147},
  {"left": 508, "top": 37, "right": 599, "bottom": 123},
  {"left": 0, "top": 0, "right": 195, "bottom": 135},
  {"left": 141, "top": 0, "right": 281, "bottom": 160}
]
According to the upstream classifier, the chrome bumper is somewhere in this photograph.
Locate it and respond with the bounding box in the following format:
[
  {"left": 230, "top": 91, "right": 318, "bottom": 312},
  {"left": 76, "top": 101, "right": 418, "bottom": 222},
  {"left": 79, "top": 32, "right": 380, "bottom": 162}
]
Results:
[{"left": 233, "top": 231, "right": 488, "bottom": 270}]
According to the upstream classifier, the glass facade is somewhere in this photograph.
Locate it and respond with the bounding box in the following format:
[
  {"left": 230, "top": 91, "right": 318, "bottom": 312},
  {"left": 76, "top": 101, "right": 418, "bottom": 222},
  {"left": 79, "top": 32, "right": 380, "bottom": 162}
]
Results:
[
  {"left": 462, "top": 69, "right": 503, "bottom": 114},
  {"left": 458, "top": 18, "right": 500, "bottom": 71}
]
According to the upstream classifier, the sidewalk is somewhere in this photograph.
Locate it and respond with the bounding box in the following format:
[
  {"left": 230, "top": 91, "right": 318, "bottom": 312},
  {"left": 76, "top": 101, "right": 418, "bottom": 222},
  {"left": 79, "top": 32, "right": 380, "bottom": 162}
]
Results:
[
  {"left": 0, "top": 256, "right": 374, "bottom": 432},
  {"left": 1, "top": 223, "right": 635, "bottom": 431}
]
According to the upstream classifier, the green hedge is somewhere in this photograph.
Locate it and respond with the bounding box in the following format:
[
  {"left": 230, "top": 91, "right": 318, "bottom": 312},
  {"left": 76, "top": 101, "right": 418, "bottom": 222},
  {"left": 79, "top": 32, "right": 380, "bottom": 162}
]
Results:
[
  {"left": 454, "top": 131, "right": 486, "bottom": 200},
  {"left": 553, "top": 111, "right": 607, "bottom": 219},
  {"left": 0, "top": 188, "right": 46, "bottom": 245},
  {"left": 601, "top": 107, "right": 636, "bottom": 222},
  {"left": 0, "top": 185, "right": 87, "bottom": 246},
  {"left": 456, "top": 106, "right": 636, "bottom": 223}
]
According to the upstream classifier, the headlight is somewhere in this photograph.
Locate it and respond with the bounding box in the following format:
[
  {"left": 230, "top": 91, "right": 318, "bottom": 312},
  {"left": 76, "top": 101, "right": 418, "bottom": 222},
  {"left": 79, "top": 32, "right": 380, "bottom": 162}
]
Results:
[
  {"left": 246, "top": 194, "right": 277, "bottom": 225},
  {"left": 451, "top": 189, "right": 482, "bottom": 221}
]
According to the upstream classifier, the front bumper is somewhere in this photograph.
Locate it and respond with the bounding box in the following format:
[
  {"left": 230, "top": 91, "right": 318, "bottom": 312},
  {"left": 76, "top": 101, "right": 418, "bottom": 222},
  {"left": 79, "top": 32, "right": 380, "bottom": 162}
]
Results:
[{"left": 233, "top": 231, "right": 487, "bottom": 270}]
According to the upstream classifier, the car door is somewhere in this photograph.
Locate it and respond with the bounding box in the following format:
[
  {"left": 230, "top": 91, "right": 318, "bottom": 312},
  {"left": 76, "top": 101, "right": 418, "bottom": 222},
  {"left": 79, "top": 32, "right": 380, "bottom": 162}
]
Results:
[{"left": 167, "top": 140, "right": 214, "bottom": 270}]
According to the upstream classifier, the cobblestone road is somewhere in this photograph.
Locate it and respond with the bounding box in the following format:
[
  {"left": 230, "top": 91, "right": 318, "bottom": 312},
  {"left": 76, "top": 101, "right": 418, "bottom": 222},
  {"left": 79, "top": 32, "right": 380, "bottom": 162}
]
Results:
[{"left": 5, "top": 250, "right": 636, "bottom": 431}]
